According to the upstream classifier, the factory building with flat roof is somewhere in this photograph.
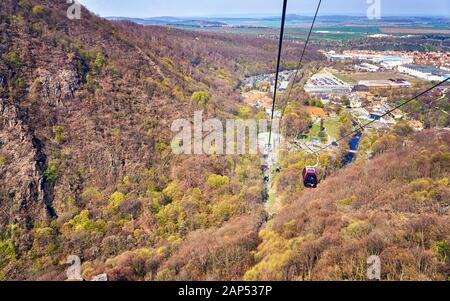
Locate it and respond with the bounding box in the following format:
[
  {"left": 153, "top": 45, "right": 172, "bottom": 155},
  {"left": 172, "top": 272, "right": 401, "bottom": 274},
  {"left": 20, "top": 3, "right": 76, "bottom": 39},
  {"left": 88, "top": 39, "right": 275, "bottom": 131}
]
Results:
[
  {"left": 398, "top": 64, "right": 450, "bottom": 81},
  {"left": 358, "top": 78, "right": 411, "bottom": 89},
  {"left": 304, "top": 72, "right": 353, "bottom": 95}
]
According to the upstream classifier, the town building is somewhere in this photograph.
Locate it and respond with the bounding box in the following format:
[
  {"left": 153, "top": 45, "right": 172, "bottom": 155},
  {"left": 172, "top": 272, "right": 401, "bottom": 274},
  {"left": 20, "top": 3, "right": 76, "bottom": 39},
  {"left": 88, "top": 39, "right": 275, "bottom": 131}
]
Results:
[
  {"left": 379, "top": 56, "right": 414, "bottom": 69},
  {"left": 320, "top": 95, "right": 330, "bottom": 104},
  {"left": 358, "top": 79, "right": 411, "bottom": 89},
  {"left": 398, "top": 64, "right": 450, "bottom": 81},
  {"left": 352, "top": 85, "right": 370, "bottom": 93},
  {"left": 241, "top": 70, "right": 296, "bottom": 93},
  {"left": 390, "top": 109, "right": 405, "bottom": 119},
  {"left": 367, "top": 108, "right": 385, "bottom": 120},
  {"left": 306, "top": 107, "right": 328, "bottom": 118},
  {"left": 305, "top": 72, "right": 353, "bottom": 95},
  {"left": 279, "top": 81, "right": 289, "bottom": 91},
  {"left": 349, "top": 94, "right": 362, "bottom": 108},
  {"left": 355, "top": 63, "right": 380, "bottom": 72}
]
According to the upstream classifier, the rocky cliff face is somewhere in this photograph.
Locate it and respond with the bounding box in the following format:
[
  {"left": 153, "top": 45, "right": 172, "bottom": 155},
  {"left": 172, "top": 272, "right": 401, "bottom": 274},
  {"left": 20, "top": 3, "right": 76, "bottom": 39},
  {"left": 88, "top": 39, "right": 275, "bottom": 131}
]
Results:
[
  {"left": 0, "top": 101, "right": 55, "bottom": 229},
  {"left": 37, "top": 54, "right": 85, "bottom": 107}
]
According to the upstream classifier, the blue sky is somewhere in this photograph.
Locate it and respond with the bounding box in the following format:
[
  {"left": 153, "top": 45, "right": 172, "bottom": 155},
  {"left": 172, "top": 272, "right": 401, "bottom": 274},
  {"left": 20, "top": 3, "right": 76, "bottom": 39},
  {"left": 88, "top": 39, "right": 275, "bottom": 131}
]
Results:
[{"left": 79, "top": 0, "right": 450, "bottom": 18}]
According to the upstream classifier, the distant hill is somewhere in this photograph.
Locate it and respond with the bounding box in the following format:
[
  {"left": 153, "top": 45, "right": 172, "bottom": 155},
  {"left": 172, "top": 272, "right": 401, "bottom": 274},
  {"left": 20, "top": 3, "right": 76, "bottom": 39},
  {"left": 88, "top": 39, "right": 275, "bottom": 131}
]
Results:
[
  {"left": 107, "top": 16, "right": 227, "bottom": 27},
  {"left": 107, "top": 15, "right": 450, "bottom": 28}
]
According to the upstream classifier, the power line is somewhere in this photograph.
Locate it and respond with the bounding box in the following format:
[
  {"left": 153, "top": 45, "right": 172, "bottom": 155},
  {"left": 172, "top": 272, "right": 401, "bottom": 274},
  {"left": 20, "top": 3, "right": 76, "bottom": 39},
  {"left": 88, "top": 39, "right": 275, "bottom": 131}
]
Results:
[
  {"left": 281, "top": 0, "right": 322, "bottom": 119},
  {"left": 317, "top": 77, "right": 450, "bottom": 153},
  {"left": 268, "top": 0, "right": 322, "bottom": 146},
  {"left": 268, "top": 0, "right": 288, "bottom": 146},
  {"left": 265, "top": 0, "right": 448, "bottom": 164}
]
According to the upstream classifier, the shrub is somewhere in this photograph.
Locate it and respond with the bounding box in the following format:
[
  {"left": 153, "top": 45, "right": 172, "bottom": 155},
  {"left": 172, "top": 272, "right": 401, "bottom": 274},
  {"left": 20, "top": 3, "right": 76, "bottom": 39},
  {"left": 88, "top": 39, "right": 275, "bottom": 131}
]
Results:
[
  {"left": 342, "top": 220, "right": 371, "bottom": 239},
  {"left": 33, "top": 227, "right": 58, "bottom": 255},
  {"left": 85, "top": 73, "right": 94, "bottom": 85},
  {"left": 337, "top": 196, "right": 356, "bottom": 207},
  {"left": 172, "top": 86, "right": 184, "bottom": 101},
  {"left": 162, "top": 57, "right": 174, "bottom": 70},
  {"left": 305, "top": 98, "right": 324, "bottom": 108},
  {"left": 191, "top": 91, "right": 210, "bottom": 106},
  {"left": 31, "top": 5, "right": 45, "bottom": 14},
  {"left": 0, "top": 239, "right": 16, "bottom": 268},
  {"left": 67, "top": 210, "right": 98, "bottom": 232},
  {"left": 162, "top": 181, "right": 182, "bottom": 203},
  {"left": 239, "top": 106, "right": 252, "bottom": 118},
  {"left": 394, "top": 120, "right": 414, "bottom": 137},
  {"left": 82, "top": 187, "right": 102, "bottom": 201},
  {"left": 0, "top": 156, "right": 7, "bottom": 167},
  {"left": 52, "top": 125, "right": 66, "bottom": 145},
  {"left": 94, "top": 52, "right": 105, "bottom": 70},
  {"left": 207, "top": 174, "right": 230, "bottom": 189},
  {"left": 43, "top": 161, "right": 58, "bottom": 182},
  {"left": 4, "top": 52, "right": 21, "bottom": 65},
  {"left": 14, "top": 77, "right": 26, "bottom": 89},
  {"left": 108, "top": 192, "right": 126, "bottom": 209},
  {"left": 8, "top": 15, "right": 25, "bottom": 28},
  {"left": 434, "top": 240, "right": 450, "bottom": 261},
  {"left": 155, "top": 139, "right": 168, "bottom": 153},
  {"left": 95, "top": 88, "right": 103, "bottom": 98}
]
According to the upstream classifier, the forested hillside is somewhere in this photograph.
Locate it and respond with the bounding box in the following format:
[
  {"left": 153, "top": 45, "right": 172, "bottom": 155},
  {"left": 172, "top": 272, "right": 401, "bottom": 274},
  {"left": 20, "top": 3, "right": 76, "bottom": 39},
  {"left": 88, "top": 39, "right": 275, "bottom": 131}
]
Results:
[
  {"left": 0, "top": 0, "right": 448, "bottom": 281},
  {"left": 0, "top": 0, "right": 322, "bottom": 280},
  {"left": 246, "top": 129, "right": 450, "bottom": 280}
]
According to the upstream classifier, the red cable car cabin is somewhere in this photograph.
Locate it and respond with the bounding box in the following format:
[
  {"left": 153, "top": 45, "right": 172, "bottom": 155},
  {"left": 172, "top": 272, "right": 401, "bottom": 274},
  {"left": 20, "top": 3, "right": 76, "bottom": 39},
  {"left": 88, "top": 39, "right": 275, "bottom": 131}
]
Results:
[{"left": 302, "top": 166, "right": 318, "bottom": 188}]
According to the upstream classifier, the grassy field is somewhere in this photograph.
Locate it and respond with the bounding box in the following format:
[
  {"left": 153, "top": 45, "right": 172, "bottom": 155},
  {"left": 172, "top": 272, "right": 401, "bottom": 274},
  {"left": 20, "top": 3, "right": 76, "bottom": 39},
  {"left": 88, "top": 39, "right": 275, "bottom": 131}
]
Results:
[
  {"left": 308, "top": 124, "right": 322, "bottom": 138},
  {"left": 380, "top": 28, "right": 450, "bottom": 35},
  {"left": 332, "top": 72, "right": 357, "bottom": 84},
  {"left": 333, "top": 71, "right": 424, "bottom": 85},
  {"left": 324, "top": 117, "right": 341, "bottom": 140},
  {"left": 301, "top": 117, "right": 342, "bottom": 143}
]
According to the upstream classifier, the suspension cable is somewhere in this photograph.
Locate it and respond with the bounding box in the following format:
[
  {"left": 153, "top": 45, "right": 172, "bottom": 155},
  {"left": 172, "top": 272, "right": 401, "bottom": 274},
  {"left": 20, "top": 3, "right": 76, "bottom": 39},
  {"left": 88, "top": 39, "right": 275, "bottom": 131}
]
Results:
[
  {"left": 266, "top": 0, "right": 448, "bottom": 162},
  {"left": 317, "top": 77, "right": 450, "bottom": 153},
  {"left": 268, "top": 0, "right": 288, "bottom": 146},
  {"left": 281, "top": 0, "right": 322, "bottom": 119}
]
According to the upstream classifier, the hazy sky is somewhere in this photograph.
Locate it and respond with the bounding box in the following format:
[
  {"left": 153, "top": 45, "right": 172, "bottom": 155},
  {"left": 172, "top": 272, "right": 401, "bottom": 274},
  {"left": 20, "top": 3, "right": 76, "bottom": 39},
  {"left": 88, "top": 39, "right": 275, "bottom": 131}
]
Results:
[{"left": 79, "top": 0, "right": 450, "bottom": 18}]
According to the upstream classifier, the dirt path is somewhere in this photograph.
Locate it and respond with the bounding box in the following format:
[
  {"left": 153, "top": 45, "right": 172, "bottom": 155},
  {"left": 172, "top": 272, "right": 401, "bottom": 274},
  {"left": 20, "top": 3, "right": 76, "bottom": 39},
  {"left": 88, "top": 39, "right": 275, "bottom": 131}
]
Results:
[{"left": 260, "top": 134, "right": 283, "bottom": 217}]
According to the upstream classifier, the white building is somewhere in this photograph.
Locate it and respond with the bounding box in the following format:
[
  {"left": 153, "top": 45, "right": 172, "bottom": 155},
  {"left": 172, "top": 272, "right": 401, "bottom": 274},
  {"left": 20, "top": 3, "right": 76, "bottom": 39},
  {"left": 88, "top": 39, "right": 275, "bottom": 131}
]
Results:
[
  {"left": 380, "top": 56, "right": 414, "bottom": 69},
  {"left": 279, "top": 81, "right": 289, "bottom": 91},
  {"left": 398, "top": 64, "right": 450, "bottom": 81},
  {"left": 349, "top": 94, "right": 362, "bottom": 108},
  {"left": 304, "top": 72, "right": 353, "bottom": 94},
  {"left": 355, "top": 63, "right": 380, "bottom": 72}
]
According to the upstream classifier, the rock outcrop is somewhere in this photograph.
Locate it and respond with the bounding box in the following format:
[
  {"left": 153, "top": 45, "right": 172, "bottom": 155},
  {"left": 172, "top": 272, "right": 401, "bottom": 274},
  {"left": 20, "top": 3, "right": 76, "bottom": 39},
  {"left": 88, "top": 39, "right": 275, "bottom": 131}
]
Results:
[
  {"left": 0, "top": 100, "right": 56, "bottom": 229},
  {"left": 37, "top": 56, "right": 84, "bottom": 107}
]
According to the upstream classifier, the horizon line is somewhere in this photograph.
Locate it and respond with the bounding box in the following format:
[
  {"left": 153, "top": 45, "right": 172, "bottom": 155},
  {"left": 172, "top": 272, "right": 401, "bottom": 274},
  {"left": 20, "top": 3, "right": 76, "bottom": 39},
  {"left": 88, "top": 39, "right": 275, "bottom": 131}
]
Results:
[{"left": 106, "top": 14, "right": 450, "bottom": 19}]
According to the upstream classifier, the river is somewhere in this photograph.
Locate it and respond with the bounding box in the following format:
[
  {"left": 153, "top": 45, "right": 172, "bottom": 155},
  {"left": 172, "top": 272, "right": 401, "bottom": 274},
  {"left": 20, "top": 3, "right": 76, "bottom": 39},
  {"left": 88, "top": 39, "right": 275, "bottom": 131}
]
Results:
[{"left": 342, "top": 131, "right": 363, "bottom": 166}]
